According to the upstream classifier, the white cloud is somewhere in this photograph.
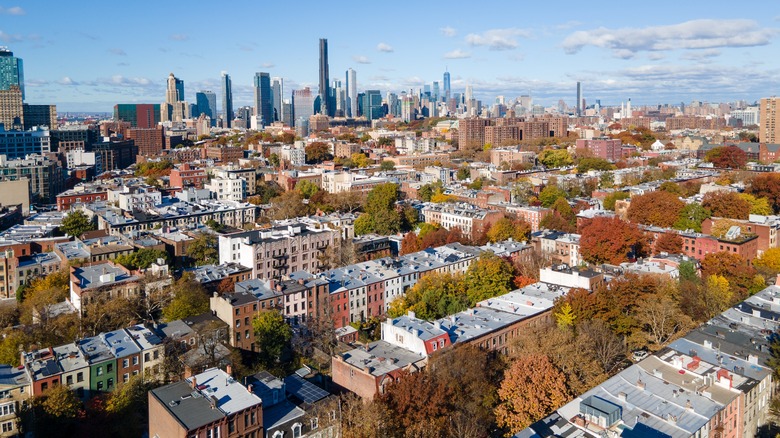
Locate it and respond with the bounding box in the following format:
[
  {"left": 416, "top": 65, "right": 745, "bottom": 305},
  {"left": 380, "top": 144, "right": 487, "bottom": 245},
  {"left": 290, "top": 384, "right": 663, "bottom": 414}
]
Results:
[
  {"left": 440, "top": 26, "right": 456, "bottom": 37},
  {"left": 0, "top": 6, "right": 24, "bottom": 15},
  {"left": 376, "top": 42, "right": 394, "bottom": 53},
  {"left": 0, "top": 31, "right": 22, "bottom": 43},
  {"left": 58, "top": 77, "right": 78, "bottom": 86},
  {"left": 680, "top": 49, "right": 721, "bottom": 61},
  {"left": 108, "top": 48, "right": 127, "bottom": 56},
  {"left": 353, "top": 55, "right": 371, "bottom": 64},
  {"left": 261, "top": 62, "right": 275, "bottom": 68},
  {"left": 465, "top": 28, "right": 531, "bottom": 50},
  {"left": 562, "top": 19, "right": 777, "bottom": 57},
  {"left": 444, "top": 49, "right": 471, "bottom": 59},
  {"left": 170, "top": 34, "right": 189, "bottom": 41}
]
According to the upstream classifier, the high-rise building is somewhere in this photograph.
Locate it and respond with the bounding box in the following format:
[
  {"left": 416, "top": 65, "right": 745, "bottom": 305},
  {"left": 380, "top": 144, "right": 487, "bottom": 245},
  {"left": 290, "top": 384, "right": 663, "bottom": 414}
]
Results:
[
  {"left": 0, "top": 86, "right": 23, "bottom": 129},
  {"left": 292, "top": 88, "right": 315, "bottom": 127},
  {"left": 253, "top": 72, "right": 273, "bottom": 127},
  {"left": 195, "top": 91, "right": 216, "bottom": 122},
  {"left": 760, "top": 97, "right": 780, "bottom": 143},
  {"left": 282, "top": 99, "right": 293, "bottom": 127},
  {"left": 23, "top": 104, "right": 57, "bottom": 130},
  {"left": 318, "top": 38, "right": 330, "bottom": 116},
  {"left": 114, "top": 104, "right": 161, "bottom": 128},
  {"left": 432, "top": 81, "right": 440, "bottom": 103},
  {"left": 576, "top": 81, "right": 582, "bottom": 116},
  {"left": 362, "top": 90, "right": 383, "bottom": 121},
  {"left": 127, "top": 126, "right": 164, "bottom": 156},
  {"left": 346, "top": 68, "right": 357, "bottom": 118},
  {"left": 271, "top": 77, "right": 283, "bottom": 122},
  {"left": 0, "top": 124, "right": 50, "bottom": 158},
  {"left": 333, "top": 79, "right": 346, "bottom": 117},
  {"left": 0, "top": 48, "right": 24, "bottom": 100},
  {"left": 222, "top": 72, "right": 233, "bottom": 128},
  {"left": 443, "top": 70, "right": 451, "bottom": 102},
  {"left": 162, "top": 73, "right": 186, "bottom": 123}
]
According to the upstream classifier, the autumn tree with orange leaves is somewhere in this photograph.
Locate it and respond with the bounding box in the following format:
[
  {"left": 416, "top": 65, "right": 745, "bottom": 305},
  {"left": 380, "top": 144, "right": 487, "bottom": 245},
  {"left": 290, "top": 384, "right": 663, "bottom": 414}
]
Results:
[
  {"left": 626, "top": 191, "right": 684, "bottom": 228},
  {"left": 579, "top": 217, "right": 648, "bottom": 265}
]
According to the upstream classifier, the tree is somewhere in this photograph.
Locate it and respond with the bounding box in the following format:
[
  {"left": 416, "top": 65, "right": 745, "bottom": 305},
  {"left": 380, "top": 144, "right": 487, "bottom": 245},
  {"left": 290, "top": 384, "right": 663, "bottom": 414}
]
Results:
[
  {"left": 350, "top": 152, "right": 371, "bottom": 168},
  {"left": 659, "top": 181, "right": 682, "bottom": 194},
  {"left": 340, "top": 392, "right": 391, "bottom": 438},
  {"left": 464, "top": 252, "right": 514, "bottom": 305},
  {"left": 705, "top": 145, "right": 748, "bottom": 169},
  {"left": 253, "top": 310, "right": 293, "bottom": 367},
  {"left": 626, "top": 191, "right": 684, "bottom": 227},
  {"left": 457, "top": 166, "right": 471, "bottom": 181},
  {"left": 577, "top": 157, "right": 614, "bottom": 173},
  {"left": 317, "top": 239, "right": 356, "bottom": 270},
  {"left": 739, "top": 193, "right": 773, "bottom": 215},
  {"left": 510, "top": 179, "right": 534, "bottom": 204},
  {"left": 602, "top": 191, "right": 630, "bottom": 211},
  {"left": 60, "top": 210, "right": 95, "bottom": 237},
  {"left": 538, "top": 185, "right": 567, "bottom": 207},
  {"left": 269, "top": 190, "right": 310, "bottom": 220},
  {"left": 748, "top": 173, "right": 780, "bottom": 213},
  {"left": 431, "top": 192, "right": 455, "bottom": 203},
  {"left": 486, "top": 217, "right": 531, "bottom": 243},
  {"left": 357, "top": 183, "right": 401, "bottom": 235},
  {"left": 636, "top": 294, "right": 692, "bottom": 347},
  {"left": 185, "top": 232, "right": 218, "bottom": 266},
  {"left": 673, "top": 203, "right": 711, "bottom": 232},
  {"left": 268, "top": 153, "right": 280, "bottom": 167},
  {"left": 388, "top": 272, "right": 468, "bottom": 320},
  {"left": 468, "top": 178, "right": 484, "bottom": 190},
  {"left": 379, "top": 160, "right": 395, "bottom": 171},
  {"left": 754, "top": 247, "right": 780, "bottom": 274},
  {"left": 580, "top": 217, "right": 648, "bottom": 264},
  {"left": 554, "top": 302, "right": 576, "bottom": 328},
  {"left": 577, "top": 319, "right": 625, "bottom": 374},
  {"left": 538, "top": 149, "right": 573, "bottom": 168},
  {"left": 305, "top": 142, "right": 332, "bottom": 164},
  {"left": 162, "top": 274, "right": 209, "bottom": 321},
  {"left": 400, "top": 232, "right": 422, "bottom": 255},
  {"left": 702, "top": 191, "right": 751, "bottom": 219},
  {"left": 701, "top": 251, "right": 764, "bottom": 300},
  {"left": 417, "top": 181, "right": 443, "bottom": 202},
  {"left": 115, "top": 249, "right": 170, "bottom": 270},
  {"left": 295, "top": 180, "right": 320, "bottom": 199},
  {"left": 495, "top": 355, "right": 572, "bottom": 434},
  {"left": 654, "top": 232, "right": 683, "bottom": 254},
  {"left": 541, "top": 198, "right": 576, "bottom": 232}
]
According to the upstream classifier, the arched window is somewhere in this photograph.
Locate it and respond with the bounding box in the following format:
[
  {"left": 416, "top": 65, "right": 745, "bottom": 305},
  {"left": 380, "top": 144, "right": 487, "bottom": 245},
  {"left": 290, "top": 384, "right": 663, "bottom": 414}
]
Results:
[
  {"left": 273, "top": 431, "right": 284, "bottom": 438},
  {"left": 292, "top": 423, "right": 302, "bottom": 438}
]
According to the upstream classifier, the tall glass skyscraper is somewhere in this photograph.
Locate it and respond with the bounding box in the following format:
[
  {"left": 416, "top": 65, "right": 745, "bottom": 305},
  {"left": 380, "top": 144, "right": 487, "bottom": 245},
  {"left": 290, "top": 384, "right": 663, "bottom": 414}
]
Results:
[
  {"left": 0, "top": 48, "right": 24, "bottom": 99},
  {"left": 196, "top": 91, "right": 217, "bottom": 121},
  {"left": 292, "top": 87, "right": 314, "bottom": 127},
  {"left": 318, "top": 38, "right": 330, "bottom": 116},
  {"left": 346, "top": 68, "right": 357, "bottom": 118},
  {"left": 253, "top": 72, "right": 273, "bottom": 126},
  {"left": 443, "top": 70, "right": 451, "bottom": 102},
  {"left": 271, "top": 77, "right": 283, "bottom": 122},
  {"left": 363, "top": 90, "right": 383, "bottom": 121},
  {"left": 222, "top": 72, "right": 233, "bottom": 127}
]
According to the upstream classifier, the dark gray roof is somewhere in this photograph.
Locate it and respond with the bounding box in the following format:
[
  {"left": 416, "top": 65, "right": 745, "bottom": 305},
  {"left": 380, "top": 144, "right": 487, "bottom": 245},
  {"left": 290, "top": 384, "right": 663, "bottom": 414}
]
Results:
[
  {"left": 283, "top": 374, "right": 329, "bottom": 404},
  {"left": 150, "top": 381, "right": 224, "bottom": 431}
]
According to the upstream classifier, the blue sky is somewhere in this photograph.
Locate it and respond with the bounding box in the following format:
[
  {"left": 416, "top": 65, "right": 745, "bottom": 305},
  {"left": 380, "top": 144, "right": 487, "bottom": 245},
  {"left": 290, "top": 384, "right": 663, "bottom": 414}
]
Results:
[{"left": 4, "top": 0, "right": 780, "bottom": 112}]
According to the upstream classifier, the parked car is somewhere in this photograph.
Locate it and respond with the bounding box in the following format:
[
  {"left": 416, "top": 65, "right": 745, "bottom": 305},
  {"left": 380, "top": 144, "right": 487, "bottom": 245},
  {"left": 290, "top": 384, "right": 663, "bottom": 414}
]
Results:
[{"left": 631, "top": 350, "right": 649, "bottom": 362}]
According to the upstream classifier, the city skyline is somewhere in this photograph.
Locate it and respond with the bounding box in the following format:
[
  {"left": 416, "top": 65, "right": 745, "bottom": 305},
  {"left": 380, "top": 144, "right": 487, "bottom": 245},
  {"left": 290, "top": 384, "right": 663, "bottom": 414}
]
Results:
[{"left": 4, "top": 1, "right": 780, "bottom": 112}]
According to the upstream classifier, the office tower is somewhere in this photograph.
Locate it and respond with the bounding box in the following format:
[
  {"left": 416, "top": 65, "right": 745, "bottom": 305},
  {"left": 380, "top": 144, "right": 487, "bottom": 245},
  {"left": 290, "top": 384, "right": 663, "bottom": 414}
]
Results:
[
  {"left": 23, "top": 104, "right": 57, "bottom": 130},
  {"left": 292, "top": 88, "right": 314, "bottom": 127},
  {"left": 271, "top": 77, "right": 283, "bottom": 122},
  {"left": 175, "top": 78, "right": 184, "bottom": 103},
  {"left": 318, "top": 38, "right": 330, "bottom": 116},
  {"left": 253, "top": 72, "right": 272, "bottom": 127},
  {"left": 576, "top": 81, "right": 582, "bottom": 116},
  {"left": 423, "top": 84, "right": 431, "bottom": 99},
  {"left": 114, "top": 104, "right": 161, "bottom": 128},
  {"left": 0, "top": 124, "right": 50, "bottom": 158},
  {"left": 0, "top": 48, "right": 24, "bottom": 100},
  {"left": 222, "top": 72, "right": 233, "bottom": 128},
  {"left": 760, "top": 97, "right": 780, "bottom": 143},
  {"left": 162, "top": 73, "right": 186, "bottom": 123},
  {"left": 387, "top": 93, "right": 399, "bottom": 117},
  {"left": 333, "top": 79, "right": 346, "bottom": 116},
  {"left": 346, "top": 68, "right": 357, "bottom": 118},
  {"left": 443, "top": 70, "right": 451, "bottom": 102},
  {"left": 362, "top": 90, "right": 383, "bottom": 121},
  {"left": 0, "top": 87, "right": 23, "bottom": 129},
  {"left": 282, "top": 99, "right": 293, "bottom": 127},
  {"left": 432, "top": 81, "right": 440, "bottom": 102},
  {"left": 195, "top": 91, "right": 217, "bottom": 122}
]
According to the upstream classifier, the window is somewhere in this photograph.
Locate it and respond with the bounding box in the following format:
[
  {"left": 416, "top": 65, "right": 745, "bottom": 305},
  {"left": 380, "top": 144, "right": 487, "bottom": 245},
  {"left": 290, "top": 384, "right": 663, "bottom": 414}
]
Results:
[
  {"left": 293, "top": 423, "right": 302, "bottom": 438},
  {"left": 107, "top": 378, "right": 114, "bottom": 389},
  {"left": 1, "top": 421, "right": 12, "bottom": 433},
  {"left": 251, "top": 411, "right": 256, "bottom": 424},
  {"left": 123, "top": 373, "right": 129, "bottom": 383},
  {"left": 66, "top": 375, "right": 73, "bottom": 385},
  {"left": 97, "top": 381, "right": 104, "bottom": 391},
  {"left": 0, "top": 403, "right": 14, "bottom": 416},
  {"left": 107, "top": 363, "right": 113, "bottom": 373},
  {"left": 133, "top": 356, "right": 138, "bottom": 365},
  {"left": 311, "top": 417, "right": 319, "bottom": 430},
  {"left": 273, "top": 432, "right": 284, "bottom": 438},
  {"left": 77, "top": 372, "right": 83, "bottom": 383},
  {"left": 97, "top": 366, "right": 103, "bottom": 376},
  {"left": 123, "top": 359, "right": 129, "bottom": 368}
]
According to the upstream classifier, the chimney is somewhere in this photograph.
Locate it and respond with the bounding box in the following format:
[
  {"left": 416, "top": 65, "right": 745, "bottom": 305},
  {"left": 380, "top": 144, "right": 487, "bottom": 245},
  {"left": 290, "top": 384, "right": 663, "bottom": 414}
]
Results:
[
  {"left": 637, "top": 379, "right": 646, "bottom": 390},
  {"left": 226, "top": 364, "right": 232, "bottom": 376},
  {"left": 191, "top": 377, "right": 197, "bottom": 389},
  {"left": 247, "top": 384, "right": 253, "bottom": 393}
]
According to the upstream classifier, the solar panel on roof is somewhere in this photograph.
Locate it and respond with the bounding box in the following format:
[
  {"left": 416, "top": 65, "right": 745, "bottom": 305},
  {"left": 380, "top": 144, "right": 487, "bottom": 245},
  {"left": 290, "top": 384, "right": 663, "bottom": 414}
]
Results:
[{"left": 283, "top": 374, "right": 328, "bottom": 404}]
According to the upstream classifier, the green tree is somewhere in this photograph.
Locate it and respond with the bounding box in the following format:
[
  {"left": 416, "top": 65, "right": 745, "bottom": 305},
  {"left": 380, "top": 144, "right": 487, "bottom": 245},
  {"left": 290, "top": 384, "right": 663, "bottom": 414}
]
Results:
[
  {"left": 41, "top": 383, "right": 81, "bottom": 419},
  {"left": 162, "top": 274, "right": 210, "bottom": 321},
  {"left": 678, "top": 260, "right": 698, "bottom": 282},
  {"left": 350, "top": 152, "right": 371, "bottom": 168},
  {"left": 387, "top": 272, "right": 468, "bottom": 320},
  {"left": 486, "top": 217, "right": 532, "bottom": 243},
  {"left": 457, "top": 166, "right": 471, "bottom": 181},
  {"left": 539, "top": 185, "right": 567, "bottom": 207},
  {"left": 185, "top": 233, "right": 218, "bottom": 266},
  {"left": 295, "top": 180, "right": 320, "bottom": 199},
  {"left": 115, "top": 249, "right": 170, "bottom": 270},
  {"left": 268, "top": 153, "right": 280, "bottom": 167},
  {"left": 379, "top": 160, "right": 395, "bottom": 171},
  {"left": 468, "top": 178, "right": 484, "bottom": 190},
  {"left": 673, "top": 203, "right": 711, "bottom": 232},
  {"left": 357, "top": 183, "right": 401, "bottom": 235},
  {"left": 354, "top": 214, "right": 374, "bottom": 236},
  {"left": 464, "top": 252, "right": 514, "bottom": 305},
  {"left": 417, "top": 181, "right": 443, "bottom": 202},
  {"left": 253, "top": 310, "right": 293, "bottom": 367},
  {"left": 60, "top": 210, "right": 96, "bottom": 237},
  {"left": 538, "top": 149, "right": 573, "bottom": 168},
  {"left": 577, "top": 157, "right": 614, "bottom": 173},
  {"left": 659, "top": 181, "right": 682, "bottom": 194},
  {"left": 0, "top": 330, "right": 27, "bottom": 366},
  {"left": 511, "top": 179, "right": 533, "bottom": 204}
]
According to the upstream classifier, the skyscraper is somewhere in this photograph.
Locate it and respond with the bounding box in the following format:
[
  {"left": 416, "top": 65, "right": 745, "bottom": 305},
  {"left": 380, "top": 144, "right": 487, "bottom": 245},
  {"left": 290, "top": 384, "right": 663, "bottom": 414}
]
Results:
[
  {"left": 253, "top": 72, "right": 273, "bottom": 127},
  {"left": 175, "top": 78, "right": 184, "bottom": 103},
  {"left": 318, "top": 38, "right": 330, "bottom": 116},
  {"left": 271, "top": 77, "right": 283, "bottom": 122},
  {"left": 0, "top": 48, "right": 24, "bottom": 100},
  {"left": 576, "top": 81, "right": 582, "bottom": 116},
  {"left": 760, "top": 97, "right": 780, "bottom": 143},
  {"left": 443, "top": 70, "right": 451, "bottom": 102},
  {"left": 432, "top": 81, "right": 440, "bottom": 103},
  {"left": 162, "top": 73, "right": 186, "bottom": 123},
  {"left": 114, "top": 104, "right": 161, "bottom": 128},
  {"left": 222, "top": 72, "right": 233, "bottom": 128},
  {"left": 346, "top": 68, "right": 357, "bottom": 118},
  {"left": 362, "top": 90, "right": 383, "bottom": 121},
  {"left": 292, "top": 88, "right": 314, "bottom": 127},
  {"left": 195, "top": 91, "right": 217, "bottom": 122}
]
